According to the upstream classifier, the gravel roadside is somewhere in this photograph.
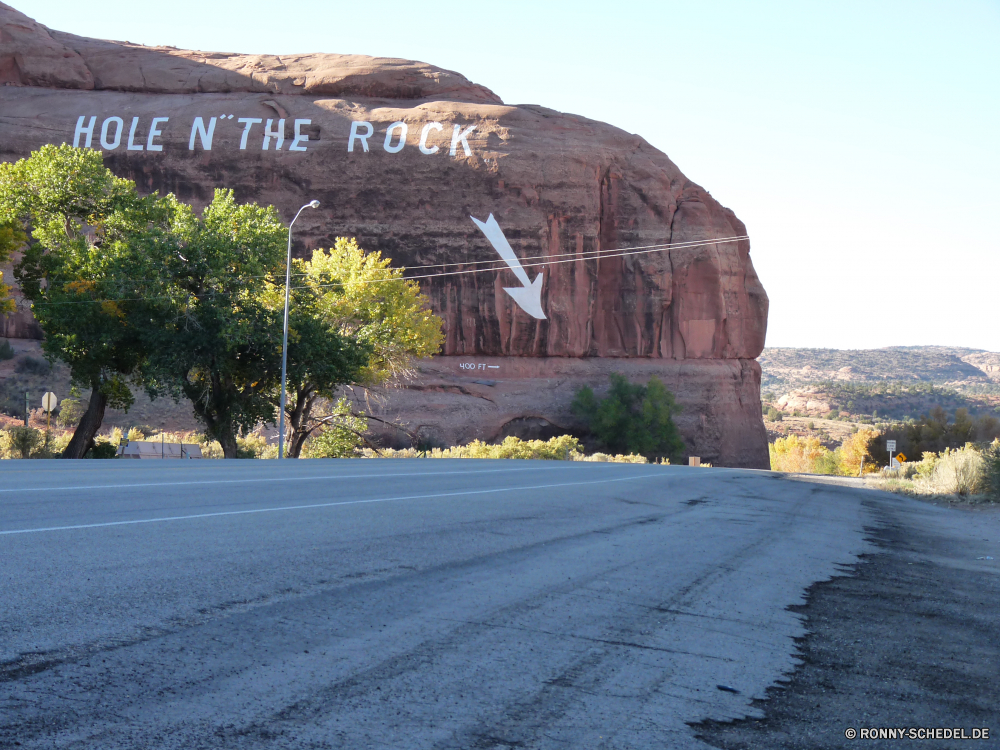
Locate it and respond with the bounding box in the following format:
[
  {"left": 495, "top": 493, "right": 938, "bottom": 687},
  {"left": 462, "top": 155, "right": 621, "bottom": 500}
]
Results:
[{"left": 694, "top": 490, "right": 1000, "bottom": 749}]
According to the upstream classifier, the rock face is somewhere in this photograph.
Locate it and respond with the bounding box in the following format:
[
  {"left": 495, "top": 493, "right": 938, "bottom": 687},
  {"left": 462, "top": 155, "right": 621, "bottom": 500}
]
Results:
[{"left": 0, "top": 3, "right": 770, "bottom": 466}]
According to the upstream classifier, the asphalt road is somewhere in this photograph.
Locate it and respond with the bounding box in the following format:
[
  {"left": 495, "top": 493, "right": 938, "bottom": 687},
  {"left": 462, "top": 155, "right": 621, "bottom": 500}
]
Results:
[{"left": 0, "top": 460, "right": 993, "bottom": 749}]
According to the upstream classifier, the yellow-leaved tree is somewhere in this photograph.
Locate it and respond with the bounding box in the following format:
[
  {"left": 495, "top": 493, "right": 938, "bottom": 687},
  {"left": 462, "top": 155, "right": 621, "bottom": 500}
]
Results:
[
  {"left": 838, "top": 427, "right": 880, "bottom": 476},
  {"left": 281, "top": 238, "right": 444, "bottom": 457},
  {"left": 769, "top": 434, "right": 831, "bottom": 473},
  {"left": 0, "top": 222, "right": 24, "bottom": 315}
]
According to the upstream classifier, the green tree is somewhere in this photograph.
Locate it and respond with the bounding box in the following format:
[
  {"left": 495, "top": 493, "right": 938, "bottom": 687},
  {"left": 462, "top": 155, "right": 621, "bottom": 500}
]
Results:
[
  {"left": 138, "top": 190, "right": 375, "bottom": 459},
  {"left": 280, "top": 239, "right": 444, "bottom": 457},
  {"left": 571, "top": 374, "right": 684, "bottom": 460},
  {"left": 277, "top": 302, "right": 372, "bottom": 458},
  {"left": 0, "top": 145, "right": 184, "bottom": 457},
  {"left": 141, "top": 188, "right": 291, "bottom": 458}
]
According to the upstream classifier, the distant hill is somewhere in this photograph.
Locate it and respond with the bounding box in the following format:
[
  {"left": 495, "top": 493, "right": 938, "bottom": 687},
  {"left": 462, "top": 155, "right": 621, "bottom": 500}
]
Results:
[
  {"left": 759, "top": 346, "right": 1000, "bottom": 421},
  {"left": 759, "top": 346, "right": 1000, "bottom": 392}
]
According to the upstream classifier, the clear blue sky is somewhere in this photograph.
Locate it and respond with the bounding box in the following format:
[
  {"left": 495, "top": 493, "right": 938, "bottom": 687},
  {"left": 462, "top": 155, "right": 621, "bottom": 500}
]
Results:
[{"left": 16, "top": 0, "right": 1000, "bottom": 351}]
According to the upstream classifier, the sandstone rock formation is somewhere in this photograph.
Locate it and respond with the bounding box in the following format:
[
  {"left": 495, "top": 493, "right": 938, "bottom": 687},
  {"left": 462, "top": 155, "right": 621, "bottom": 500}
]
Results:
[{"left": 0, "top": 2, "right": 770, "bottom": 466}]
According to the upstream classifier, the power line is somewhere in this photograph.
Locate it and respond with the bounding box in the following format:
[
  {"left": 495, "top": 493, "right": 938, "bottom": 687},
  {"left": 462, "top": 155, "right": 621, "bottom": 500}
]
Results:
[
  {"left": 20, "top": 235, "right": 748, "bottom": 307},
  {"left": 299, "top": 236, "right": 747, "bottom": 289},
  {"left": 18, "top": 233, "right": 747, "bottom": 285}
]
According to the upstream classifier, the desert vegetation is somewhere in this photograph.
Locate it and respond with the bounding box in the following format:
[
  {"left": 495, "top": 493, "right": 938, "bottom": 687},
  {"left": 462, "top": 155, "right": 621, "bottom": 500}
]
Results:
[
  {"left": 766, "top": 409, "right": 1000, "bottom": 502},
  {"left": 872, "top": 443, "right": 1000, "bottom": 500},
  {"left": 0, "top": 426, "right": 653, "bottom": 464}
]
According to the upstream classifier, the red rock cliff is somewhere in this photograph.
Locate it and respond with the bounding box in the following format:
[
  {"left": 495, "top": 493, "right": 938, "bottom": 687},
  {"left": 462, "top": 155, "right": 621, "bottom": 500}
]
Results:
[{"left": 0, "top": 3, "right": 770, "bottom": 466}]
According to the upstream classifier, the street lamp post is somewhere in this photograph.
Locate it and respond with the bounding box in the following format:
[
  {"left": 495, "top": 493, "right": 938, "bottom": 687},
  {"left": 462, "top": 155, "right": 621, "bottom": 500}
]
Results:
[{"left": 278, "top": 200, "right": 320, "bottom": 460}]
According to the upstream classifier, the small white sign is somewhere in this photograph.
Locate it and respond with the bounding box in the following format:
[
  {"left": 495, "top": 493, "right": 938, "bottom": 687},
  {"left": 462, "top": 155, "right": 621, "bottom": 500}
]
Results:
[
  {"left": 886, "top": 440, "right": 896, "bottom": 452},
  {"left": 41, "top": 392, "right": 58, "bottom": 412}
]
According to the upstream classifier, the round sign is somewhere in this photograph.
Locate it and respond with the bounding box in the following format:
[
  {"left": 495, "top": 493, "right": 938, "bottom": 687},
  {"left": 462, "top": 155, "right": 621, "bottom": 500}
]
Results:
[{"left": 41, "top": 392, "right": 58, "bottom": 412}]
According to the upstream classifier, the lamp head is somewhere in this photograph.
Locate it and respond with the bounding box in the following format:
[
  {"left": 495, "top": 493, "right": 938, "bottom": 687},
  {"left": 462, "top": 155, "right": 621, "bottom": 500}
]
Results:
[{"left": 307, "top": 200, "right": 320, "bottom": 209}]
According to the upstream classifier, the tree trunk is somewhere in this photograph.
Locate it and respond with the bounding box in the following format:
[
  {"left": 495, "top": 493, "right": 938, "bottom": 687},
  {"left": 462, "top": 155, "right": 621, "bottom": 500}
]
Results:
[
  {"left": 288, "top": 425, "right": 310, "bottom": 458},
  {"left": 62, "top": 385, "right": 108, "bottom": 459},
  {"left": 286, "top": 387, "right": 316, "bottom": 459},
  {"left": 219, "top": 427, "right": 238, "bottom": 459}
]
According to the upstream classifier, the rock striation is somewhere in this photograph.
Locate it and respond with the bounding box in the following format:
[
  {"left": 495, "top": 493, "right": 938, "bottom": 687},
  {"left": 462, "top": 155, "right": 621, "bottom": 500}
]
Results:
[{"left": 0, "top": 2, "right": 770, "bottom": 466}]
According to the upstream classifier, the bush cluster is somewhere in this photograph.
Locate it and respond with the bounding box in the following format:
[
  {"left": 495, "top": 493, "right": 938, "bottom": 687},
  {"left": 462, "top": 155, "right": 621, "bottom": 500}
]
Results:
[
  {"left": 0, "top": 426, "right": 71, "bottom": 458},
  {"left": 300, "top": 398, "right": 368, "bottom": 458},
  {"left": 0, "top": 428, "right": 653, "bottom": 463},
  {"left": 888, "top": 440, "right": 1000, "bottom": 499},
  {"left": 15, "top": 356, "right": 50, "bottom": 375},
  {"left": 769, "top": 428, "right": 880, "bottom": 476},
  {"left": 571, "top": 375, "right": 683, "bottom": 461},
  {"left": 360, "top": 435, "right": 650, "bottom": 463},
  {"left": 769, "top": 425, "right": 1000, "bottom": 501}
]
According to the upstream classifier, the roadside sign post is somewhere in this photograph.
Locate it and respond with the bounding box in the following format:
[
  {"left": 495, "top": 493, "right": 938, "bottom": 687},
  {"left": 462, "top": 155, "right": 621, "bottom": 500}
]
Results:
[
  {"left": 24, "top": 391, "right": 29, "bottom": 427},
  {"left": 886, "top": 439, "right": 896, "bottom": 470},
  {"left": 41, "top": 392, "right": 58, "bottom": 447}
]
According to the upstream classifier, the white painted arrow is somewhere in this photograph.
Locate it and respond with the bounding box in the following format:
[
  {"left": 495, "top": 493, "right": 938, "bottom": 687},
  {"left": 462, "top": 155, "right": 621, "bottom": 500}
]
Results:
[{"left": 470, "top": 214, "right": 546, "bottom": 320}]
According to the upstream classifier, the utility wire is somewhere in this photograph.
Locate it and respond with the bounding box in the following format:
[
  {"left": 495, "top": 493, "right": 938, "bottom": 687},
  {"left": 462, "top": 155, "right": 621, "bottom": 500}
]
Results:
[
  {"left": 298, "top": 236, "right": 747, "bottom": 289},
  {"left": 21, "top": 236, "right": 747, "bottom": 307},
  {"left": 23, "top": 234, "right": 747, "bottom": 285}
]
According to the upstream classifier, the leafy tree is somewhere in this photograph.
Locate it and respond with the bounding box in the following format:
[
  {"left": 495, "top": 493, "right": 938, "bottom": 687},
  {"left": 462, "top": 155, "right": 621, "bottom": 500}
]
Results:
[
  {"left": 275, "top": 303, "right": 372, "bottom": 458},
  {"left": 571, "top": 374, "right": 684, "bottom": 460},
  {"left": 138, "top": 189, "right": 293, "bottom": 458},
  {"left": 0, "top": 145, "right": 185, "bottom": 457},
  {"left": 839, "top": 427, "right": 879, "bottom": 475},
  {"left": 281, "top": 238, "right": 443, "bottom": 457},
  {"left": 136, "top": 191, "right": 374, "bottom": 458}
]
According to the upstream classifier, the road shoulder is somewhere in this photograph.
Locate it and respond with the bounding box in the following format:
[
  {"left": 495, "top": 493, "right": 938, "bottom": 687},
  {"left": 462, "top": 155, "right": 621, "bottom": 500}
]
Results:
[{"left": 693, "top": 493, "right": 1000, "bottom": 749}]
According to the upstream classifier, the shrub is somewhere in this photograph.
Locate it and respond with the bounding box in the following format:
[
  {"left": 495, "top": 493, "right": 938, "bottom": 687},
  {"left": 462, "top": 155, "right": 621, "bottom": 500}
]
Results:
[
  {"left": 571, "top": 375, "right": 683, "bottom": 460},
  {"left": 236, "top": 433, "right": 276, "bottom": 459},
  {"left": 813, "top": 449, "right": 843, "bottom": 475},
  {"left": 31, "top": 432, "right": 71, "bottom": 458},
  {"left": 15, "top": 356, "right": 50, "bottom": 375},
  {"left": 982, "top": 439, "right": 1000, "bottom": 500},
  {"left": 573, "top": 451, "right": 648, "bottom": 464},
  {"left": 0, "top": 339, "right": 13, "bottom": 360},
  {"left": 920, "top": 446, "right": 985, "bottom": 496},
  {"left": 354, "top": 436, "right": 648, "bottom": 463},
  {"left": 56, "top": 397, "right": 86, "bottom": 428},
  {"left": 769, "top": 434, "right": 831, "bottom": 473},
  {"left": 766, "top": 407, "right": 782, "bottom": 421},
  {"left": 86, "top": 441, "right": 118, "bottom": 459},
  {"left": 433, "top": 435, "right": 584, "bottom": 460},
  {"left": 302, "top": 399, "right": 368, "bottom": 458},
  {"left": 197, "top": 436, "right": 225, "bottom": 459},
  {"left": 5, "top": 426, "right": 42, "bottom": 459}
]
